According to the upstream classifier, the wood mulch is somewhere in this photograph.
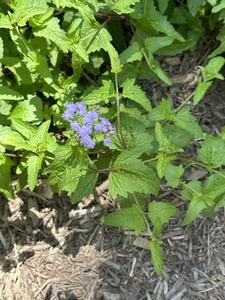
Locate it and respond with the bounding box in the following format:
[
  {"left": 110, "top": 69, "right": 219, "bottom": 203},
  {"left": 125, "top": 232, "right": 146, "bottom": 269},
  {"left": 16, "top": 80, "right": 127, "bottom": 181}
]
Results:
[{"left": 1, "top": 34, "right": 225, "bottom": 300}]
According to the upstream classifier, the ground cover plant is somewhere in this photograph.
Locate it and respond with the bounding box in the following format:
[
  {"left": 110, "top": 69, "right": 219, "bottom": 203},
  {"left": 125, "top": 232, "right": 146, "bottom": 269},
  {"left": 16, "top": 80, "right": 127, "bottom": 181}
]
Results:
[{"left": 1, "top": 0, "right": 225, "bottom": 275}]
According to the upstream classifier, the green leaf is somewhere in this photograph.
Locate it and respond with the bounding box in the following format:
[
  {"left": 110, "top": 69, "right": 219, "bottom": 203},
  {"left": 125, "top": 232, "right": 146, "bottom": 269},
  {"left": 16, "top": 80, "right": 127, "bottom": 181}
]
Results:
[
  {"left": 111, "top": 0, "right": 140, "bottom": 14},
  {"left": 197, "top": 135, "right": 225, "bottom": 168},
  {"left": 172, "top": 106, "right": 203, "bottom": 138},
  {"left": 83, "top": 80, "right": 116, "bottom": 105},
  {"left": 110, "top": 114, "right": 153, "bottom": 154},
  {"left": 11, "top": 119, "right": 36, "bottom": 139},
  {"left": 0, "top": 86, "right": 24, "bottom": 101},
  {"left": 165, "top": 164, "right": 184, "bottom": 188},
  {"left": 0, "top": 125, "right": 27, "bottom": 150},
  {"left": 71, "top": 170, "right": 98, "bottom": 203},
  {"left": 187, "top": 0, "right": 204, "bottom": 16},
  {"left": 148, "top": 98, "right": 172, "bottom": 122},
  {"left": 145, "top": 36, "right": 174, "bottom": 53},
  {"left": 199, "top": 56, "right": 225, "bottom": 81},
  {"left": 156, "top": 153, "right": 175, "bottom": 179},
  {"left": 44, "top": 144, "right": 75, "bottom": 187},
  {"left": 181, "top": 180, "right": 202, "bottom": 201},
  {"left": 0, "top": 157, "right": 14, "bottom": 198},
  {"left": 36, "top": 55, "right": 53, "bottom": 85},
  {"left": 193, "top": 80, "right": 213, "bottom": 105},
  {"left": 106, "top": 43, "right": 123, "bottom": 74},
  {"left": 121, "top": 78, "right": 152, "bottom": 112},
  {"left": 156, "top": 40, "right": 196, "bottom": 56},
  {"left": 148, "top": 200, "right": 177, "bottom": 225},
  {"left": 27, "top": 120, "right": 51, "bottom": 153},
  {"left": 12, "top": 0, "right": 49, "bottom": 27},
  {"left": 33, "top": 17, "right": 70, "bottom": 53},
  {"left": 155, "top": 122, "right": 183, "bottom": 154},
  {"left": 0, "top": 13, "right": 13, "bottom": 29},
  {"left": 182, "top": 195, "right": 207, "bottom": 225},
  {"left": 9, "top": 95, "right": 43, "bottom": 124},
  {"left": 0, "top": 100, "right": 12, "bottom": 116},
  {"left": 120, "top": 41, "right": 142, "bottom": 64},
  {"left": 152, "top": 217, "right": 163, "bottom": 237},
  {"left": 101, "top": 204, "right": 146, "bottom": 235},
  {"left": 27, "top": 153, "right": 44, "bottom": 191},
  {"left": 148, "top": 239, "right": 163, "bottom": 275},
  {"left": 148, "top": 53, "right": 172, "bottom": 85},
  {"left": 109, "top": 150, "right": 160, "bottom": 198}
]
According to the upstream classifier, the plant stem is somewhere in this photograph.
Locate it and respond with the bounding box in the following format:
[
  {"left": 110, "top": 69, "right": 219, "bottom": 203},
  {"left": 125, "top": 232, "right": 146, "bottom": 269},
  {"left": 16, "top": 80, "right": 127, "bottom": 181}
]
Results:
[{"left": 115, "top": 73, "right": 127, "bottom": 149}]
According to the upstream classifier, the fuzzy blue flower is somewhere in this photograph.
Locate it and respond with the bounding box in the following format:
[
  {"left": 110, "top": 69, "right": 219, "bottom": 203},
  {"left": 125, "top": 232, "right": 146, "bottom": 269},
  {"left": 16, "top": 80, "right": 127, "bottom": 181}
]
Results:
[
  {"left": 74, "top": 102, "right": 86, "bottom": 116},
  {"left": 103, "top": 139, "right": 111, "bottom": 146},
  {"left": 83, "top": 110, "right": 99, "bottom": 126},
  {"left": 62, "top": 102, "right": 77, "bottom": 120},
  {"left": 70, "top": 121, "right": 81, "bottom": 131},
  {"left": 80, "top": 135, "right": 95, "bottom": 149},
  {"left": 78, "top": 126, "right": 92, "bottom": 137}
]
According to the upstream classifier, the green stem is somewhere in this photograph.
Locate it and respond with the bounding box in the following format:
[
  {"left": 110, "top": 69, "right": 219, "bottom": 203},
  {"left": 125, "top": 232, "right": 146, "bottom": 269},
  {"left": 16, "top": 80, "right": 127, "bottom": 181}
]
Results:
[{"left": 115, "top": 73, "right": 127, "bottom": 149}]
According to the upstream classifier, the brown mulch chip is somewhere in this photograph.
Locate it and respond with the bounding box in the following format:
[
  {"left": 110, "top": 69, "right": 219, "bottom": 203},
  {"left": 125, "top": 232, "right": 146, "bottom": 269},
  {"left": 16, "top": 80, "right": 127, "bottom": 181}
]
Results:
[{"left": 1, "top": 34, "right": 225, "bottom": 300}]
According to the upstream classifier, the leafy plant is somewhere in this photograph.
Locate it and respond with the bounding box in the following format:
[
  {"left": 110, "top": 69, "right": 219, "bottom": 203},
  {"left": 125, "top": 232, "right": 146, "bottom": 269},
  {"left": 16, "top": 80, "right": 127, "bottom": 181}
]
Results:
[{"left": 1, "top": 0, "right": 225, "bottom": 275}]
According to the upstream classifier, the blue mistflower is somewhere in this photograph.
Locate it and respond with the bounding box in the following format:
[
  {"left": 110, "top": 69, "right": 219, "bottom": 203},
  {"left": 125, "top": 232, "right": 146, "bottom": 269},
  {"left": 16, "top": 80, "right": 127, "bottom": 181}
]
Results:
[
  {"left": 83, "top": 110, "right": 99, "bottom": 126},
  {"left": 75, "top": 102, "right": 86, "bottom": 116},
  {"left": 80, "top": 135, "right": 95, "bottom": 149},
  {"left": 62, "top": 102, "right": 77, "bottom": 120},
  {"left": 70, "top": 121, "right": 81, "bottom": 131},
  {"left": 103, "top": 138, "right": 111, "bottom": 146},
  {"left": 63, "top": 101, "right": 114, "bottom": 149}
]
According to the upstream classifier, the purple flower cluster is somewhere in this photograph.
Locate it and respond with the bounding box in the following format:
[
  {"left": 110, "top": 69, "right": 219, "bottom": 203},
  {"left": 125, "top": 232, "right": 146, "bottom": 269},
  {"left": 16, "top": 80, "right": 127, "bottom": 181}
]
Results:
[{"left": 62, "top": 102, "right": 114, "bottom": 149}]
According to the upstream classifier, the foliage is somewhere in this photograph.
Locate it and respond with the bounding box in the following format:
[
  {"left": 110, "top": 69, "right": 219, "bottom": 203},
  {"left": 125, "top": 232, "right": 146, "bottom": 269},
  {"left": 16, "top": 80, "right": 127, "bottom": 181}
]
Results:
[{"left": 1, "top": 0, "right": 225, "bottom": 275}]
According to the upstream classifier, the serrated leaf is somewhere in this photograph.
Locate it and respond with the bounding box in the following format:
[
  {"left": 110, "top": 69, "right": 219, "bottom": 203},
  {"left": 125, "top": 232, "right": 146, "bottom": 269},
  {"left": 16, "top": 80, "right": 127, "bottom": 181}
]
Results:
[
  {"left": 9, "top": 96, "right": 43, "bottom": 124},
  {"left": 110, "top": 114, "right": 153, "bottom": 154},
  {"left": 148, "top": 200, "right": 177, "bottom": 225},
  {"left": 200, "top": 56, "right": 225, "bottom": 81},
  {"left": 27, "top": 153, "right": 44, "bottom": 191},
  {"left": 0, "top": 125, "right": 27, "bottom": 150},
  {"left": 33, "top": 17, "right": 70, "bottom": 53},
  {"left": 156, "top": 153, "right": 175, "bottom": 179},
  {"left": 187, "top": 0, "right": 204, "bottom": 16},
  {"left": 193, "top": 80, "right": 213, "bottom": 105},
  {"left": 120, "top": 41, "right": 142, "bottom": 64},
  {"left": 148, "top": 53, "right": 172, "bottom": 85},
  {"left": 197, "top": 135, "right": 225, "bottom": 168},
  {"left": 0, "top": 13, "right": 13, "bottom": 29},
  {"left": 71, "top": 170, "right": 98, "bottom": 203},
  {"left": 172, "top": 106, "right": 203, "bottom": 138},
  {"left": 148, "top": 239, "right": 163, "bottom": 275},
  {"left": 145, "top": 36, "right": 174, "bottom": 53},
  {"left": 153, "top": 217, "right": 162, "bottom": 237},
  {"left": 165, "top": 164, "right": 184, "bottom": 188},
  {"left": 156, "top": 40, "right": 196, "bottom": 56},
  {"left": 0, "top": 86, "right": 24, "bottom": 101},
  {"left": 0, "top": 100, "right": 12, "bottom": 115},
  {"left": 181, "top": 180, "right": 202, "bottom": 201},
  {"left": 101, "top": 204, "right": 146, "bottom": 235},
  {"left": 182, "top": 195, "right": 207, "bottom": 225},
  {"left": 12, "top": 0, "right": 49, "bottom": 27},
  {"left": 0, "top": 157, "right": 14, "bottom": 198},
  {"left": 109, "top": 150, "right": 160, "bottom": 198},
  {"left": 106, "top": 43, "right": 123, "bottom": 74},
  {"left": 155, "top": 122, "right": 183, "bottom": 154},
  {"left": 44, "top": 144, "right": 74, "bottom": 187},
  {"left": 149, "top": 98, "right": 172, "bottom": 122},
  {"left": 83, "top": 80, "right": 116, "bottom": 105},
  {"left": 111, "top": 0, "right": 140, "bottom": 14},
  {"left": 36, "top": 55, "right": 53, "bottom": 85},
  {"left": 27, "top": 120, "right": 51, "bottom": 152},
  {"left": 121, "top": 78, "right": 152, "bottom": 112},
  {"left": 11, "top": 119, "right": 36, "bottom": 139}
]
